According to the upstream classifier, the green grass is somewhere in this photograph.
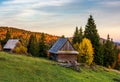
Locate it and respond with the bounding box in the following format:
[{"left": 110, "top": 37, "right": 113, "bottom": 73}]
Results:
[{"left": 0, "top": 52, "right": 120, "bottom": 82}]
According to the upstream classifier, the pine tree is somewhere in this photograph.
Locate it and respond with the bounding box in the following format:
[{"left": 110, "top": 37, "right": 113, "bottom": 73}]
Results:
[
  {"left": 27, "top": 34, "right": 39, "bottom": 56},
  {"left": 78, "top": 27, "right": 83, "bottom": 43},
  {"left": 1, "top": 30, "right": 11, "bottom": 46},
  {"left": 84, "top": 15, "right": 104, "bottom": 65},
  {"left": 72, "top": 27, "right": 79, "bottom": 44},
  {"left": 72, "top": 27, "right": 83, "bottom": 44},
  {"left": 5, "top": 30, "right": 11, "bottom": 41},
  {"left": 97, "top": 44, "right": 104, "bottom": 65},
  {"left": 61, "top": 35, "right": 65, "bottom": 38},
  {"left": 39, "top": 33, "right": 47, "bottom": 57},
  {"left": 103, "top": 35, "right": 117, "bottom": 68}
]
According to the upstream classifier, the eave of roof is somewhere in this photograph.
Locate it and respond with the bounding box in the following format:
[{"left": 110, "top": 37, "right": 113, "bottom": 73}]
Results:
[{"left": 57, "top": 51, "right": 79, "bottom": 55}]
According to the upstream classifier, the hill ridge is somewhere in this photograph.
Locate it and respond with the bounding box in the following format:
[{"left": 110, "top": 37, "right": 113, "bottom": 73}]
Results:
[{"left": 0, "top": 26, "right": 58, "bottom": 46}]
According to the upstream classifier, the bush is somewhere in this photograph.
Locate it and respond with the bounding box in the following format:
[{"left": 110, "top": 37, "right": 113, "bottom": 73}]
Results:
[
  {"left": 14, "top": 42, "right": 28, "bottom": 55},
  {"left": 14, "top": 45, "right": 27, "bottom": 55},
  {"left": 0, "top": 42, "right": 2, "bottom": 51}
]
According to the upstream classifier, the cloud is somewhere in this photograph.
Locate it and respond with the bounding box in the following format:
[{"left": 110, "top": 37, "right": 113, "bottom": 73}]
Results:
[
  {"left": 0, "top": 0, "right": 120, "bottom": 42},
  {"left": 0, "top": 0, "right": 74, "bottom": 19},
  {"left": 2, "top": 0, "right": 73, "bottom": 6},
  {"left": 32, "top": 0, "right": 73, "bottom": 7},
  {"left": 2, "top": 0, "right": 37, "bottom": 5},
  {"left": 0, "top": 0, "right": 75, "bottom": 26},
  {"left": 97, "top": 0, "right": 120, "bottom": 7}
]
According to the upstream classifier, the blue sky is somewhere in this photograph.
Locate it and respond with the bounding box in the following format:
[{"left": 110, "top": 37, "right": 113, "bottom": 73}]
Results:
[{"left": 0, "top": 0, "right": 120, "bottom": 42}]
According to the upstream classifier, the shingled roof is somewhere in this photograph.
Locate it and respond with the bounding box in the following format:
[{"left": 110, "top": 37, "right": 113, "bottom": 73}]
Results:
[
  {"left": 3, "top": 39, "right": 19, "bottom": 50},
  {"left": 49, "top": 38, "right": 78, "bottom": 54},
  {"left": 49, "top": 38, "right": 67, "bottom": 53}
]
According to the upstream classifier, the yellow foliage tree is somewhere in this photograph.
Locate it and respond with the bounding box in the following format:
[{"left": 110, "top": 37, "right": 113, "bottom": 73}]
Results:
[
  {"left": 75, "top": 38, "right": 94, "bottom": 65},
  {"left": 0, "top": 42, "right": 2, "bottom": 51},
  {"left": 14, "top": 42, "right": 28, "bottom": 55}
]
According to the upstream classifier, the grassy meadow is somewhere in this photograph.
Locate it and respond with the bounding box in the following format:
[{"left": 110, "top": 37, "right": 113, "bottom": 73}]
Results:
[{"left": 0, "top": 52, "right": 120, "bottom": 82}]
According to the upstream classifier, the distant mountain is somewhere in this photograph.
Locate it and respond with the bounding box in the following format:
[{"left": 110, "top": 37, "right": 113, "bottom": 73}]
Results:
[
  {"left": 0, "top": 26, "right": 58, "bottom": 47},
  {"left": 100, "top": 38, "right": 120, "bottom": 50},
  {"left": 114, "top": 42, "right": 120, "bottom": 46}
]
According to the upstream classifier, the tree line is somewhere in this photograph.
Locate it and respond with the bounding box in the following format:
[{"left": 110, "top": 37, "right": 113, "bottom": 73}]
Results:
[
  {"left": 0, "top": 15, "right": 120, "bottom": 70},
  {"left": 0, "top": 27, "right": 58, "bottom": 48},
  {"left": 0, "top": 30, "right": 48, "bottom": 57},
  {"left": 72, "top": 15, "right": 120, "bottom": 69},
  {"left": 27, "top": 33, "right": 47, "bottom": 57}
]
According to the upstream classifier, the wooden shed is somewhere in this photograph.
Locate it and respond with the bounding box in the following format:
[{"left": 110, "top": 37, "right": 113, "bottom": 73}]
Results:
[
  {"left": 3, "top": 39, "right": 20, "bottom": 52},
  {"left": 49, "top": 38, "right": 78, "bottom": 62}
]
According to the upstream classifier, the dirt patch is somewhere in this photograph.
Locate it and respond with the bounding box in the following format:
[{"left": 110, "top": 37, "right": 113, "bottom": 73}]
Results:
[{"left": 103, "top": 67, "right": 120, "bottom": 74}]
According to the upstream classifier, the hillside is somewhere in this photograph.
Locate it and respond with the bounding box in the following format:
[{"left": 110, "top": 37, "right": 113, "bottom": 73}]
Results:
[
  {"left": 0, "top": 52, "right": 120, "bottom": 82},
  {"left": 0, "top": 27, "right": 58, "bottom": 46}
]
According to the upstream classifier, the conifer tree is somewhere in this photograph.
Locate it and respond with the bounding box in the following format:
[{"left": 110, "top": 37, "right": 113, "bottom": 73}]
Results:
[
  {"left": 5, "top": 30, "right": 11, "bottom": 41},
  {"left": 78, "top": 27, "right": 83, "bottom": 43},
  {"left": 84, "top": 15, "right": 104, "bottom": 65},
  {"left": 72, "top": 27, "right": 79, "bottom": 44},
  {"left": 103, "top": 35, "right": 117, "bottom": 68},
  {"left": 1, "top": 30, "right": 11, "bottom": 46},
  {"left": 27, "top": 34, "right": 39, "bottom": 56},
  {"left": 72, "top": 27, "right": 83, "bottom": 44},
  {"left": 39, "top": 33, "right": 47, "bottom": 57},
  {"left": 61, "top": 35, "right": 65, "bottom": 38}
]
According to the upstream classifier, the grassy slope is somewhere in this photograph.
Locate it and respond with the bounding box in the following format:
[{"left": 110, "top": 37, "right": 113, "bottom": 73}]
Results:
[{"left": 0, "top": 52, "right": 120, "bottom": 82}]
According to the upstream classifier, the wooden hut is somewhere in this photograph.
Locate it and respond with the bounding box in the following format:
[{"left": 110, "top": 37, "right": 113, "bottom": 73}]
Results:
[
  {"left": 3, "top": 39, "right": 20, "bottom": 52},
  {"left": 49, "top": 38, "right": 78, "bottom": 62}
]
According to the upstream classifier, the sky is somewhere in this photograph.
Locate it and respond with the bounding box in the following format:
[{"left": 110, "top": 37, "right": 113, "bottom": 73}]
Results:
[{"left": 0, "top": 0, "right": 120, "bottom": 42}]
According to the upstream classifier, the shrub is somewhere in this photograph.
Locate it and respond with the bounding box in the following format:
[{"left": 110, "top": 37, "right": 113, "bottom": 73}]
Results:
[
  {"left": 14, "top": 42, "right": 28, "bottom": 55},
  {"left": 0, "top": 42, "right": 2, "bottom": 51}
]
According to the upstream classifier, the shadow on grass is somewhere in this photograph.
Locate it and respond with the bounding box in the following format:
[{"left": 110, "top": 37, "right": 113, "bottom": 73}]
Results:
[
  {"left": 0, "top": 57, "right": 6, "bottom": 61},
  {"left": 113, "top": 78, "right": 120, "bottom": 82}
]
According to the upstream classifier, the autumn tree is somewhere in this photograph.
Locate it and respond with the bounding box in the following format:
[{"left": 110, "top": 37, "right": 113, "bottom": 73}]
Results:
[
  {"left": 0, "top": 42, "right": 2, "bottom": 51},
  {"left": 27, "top": 34, "right": 39, "bottom": 56},
  {"left": 115, "top": 49, "right": 120, "bottom": 70},
  {"left": 14, "top": 42, "right": 27, "bottom": 55},
  {"left": 75, "top": 38, "right": 94, "bottom": 65},
  {"left": 84, "top": 15, "right": 104, "bottom": 65},
  {"left": 74, "top": 42, "right": 79, "bottom": 50},
  {"left": 39, "top": 33, "right": 47, "bottom": 57},
  {"left": 103, "top": 35, "right": 117, "bottom": 68}
]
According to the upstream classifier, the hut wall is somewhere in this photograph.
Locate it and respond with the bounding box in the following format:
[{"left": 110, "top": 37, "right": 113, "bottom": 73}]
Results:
[{"left": 57, "top": 54, "right": 77, "bottom": 62}]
